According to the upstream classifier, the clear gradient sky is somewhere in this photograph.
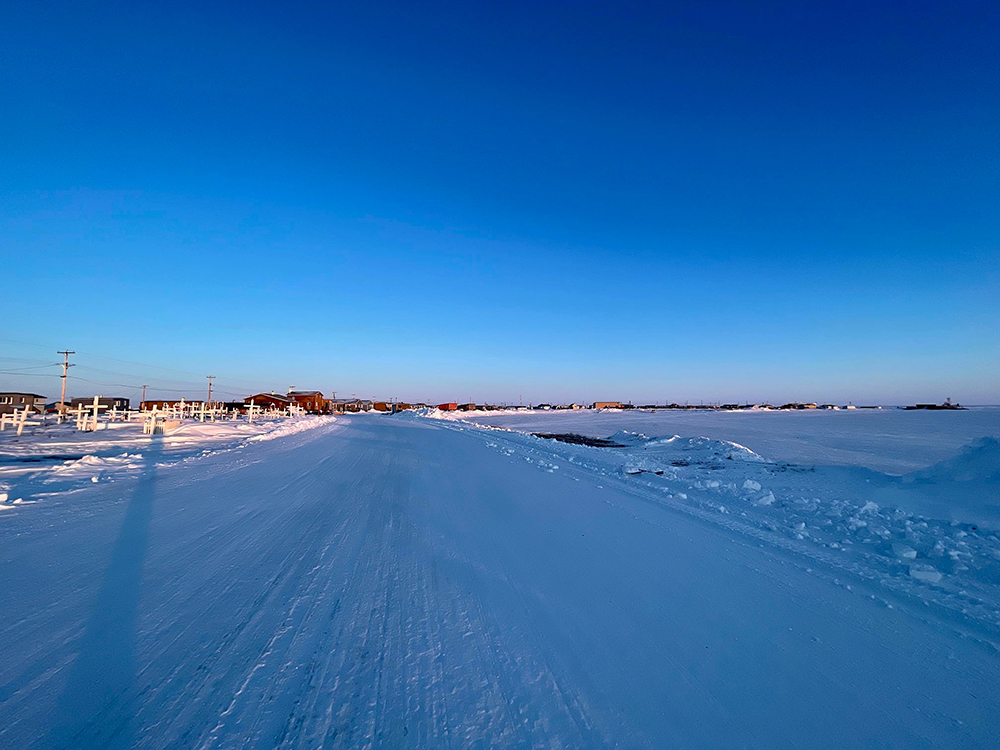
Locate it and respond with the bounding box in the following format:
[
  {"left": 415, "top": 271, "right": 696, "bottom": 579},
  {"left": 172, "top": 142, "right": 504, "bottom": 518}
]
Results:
[{"left": 2, "top": 1, "right": 998, "bottom": 405}]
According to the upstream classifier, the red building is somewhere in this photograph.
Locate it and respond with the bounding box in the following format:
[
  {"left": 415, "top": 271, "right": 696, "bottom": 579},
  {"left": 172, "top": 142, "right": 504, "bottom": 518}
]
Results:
[{"left": 437, "top": 402, "right": 458, "bottom": 411}]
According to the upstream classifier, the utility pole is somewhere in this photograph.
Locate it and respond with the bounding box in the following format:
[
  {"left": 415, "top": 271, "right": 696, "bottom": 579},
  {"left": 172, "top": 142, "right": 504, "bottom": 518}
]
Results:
[
  {"left": 141, "top": 385, "right": 148, "bottom": 407},
  {"left": 206, "top": 376, "right": 215, "bottom": 407},
  {"left": 57, "top": 350, "right": 75, "bottom": 420}
]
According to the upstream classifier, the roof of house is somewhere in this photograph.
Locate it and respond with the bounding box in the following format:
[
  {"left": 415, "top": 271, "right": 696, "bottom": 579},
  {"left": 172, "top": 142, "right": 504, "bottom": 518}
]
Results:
[
  {"left": 246, "top": 393, "right": 293, "bottom": 403},
  {"left": 288, "top": 390, "right": 323, "bottom": 397},
  {"left": 0, "top": 392, "right": 45, "bottom": 398}
]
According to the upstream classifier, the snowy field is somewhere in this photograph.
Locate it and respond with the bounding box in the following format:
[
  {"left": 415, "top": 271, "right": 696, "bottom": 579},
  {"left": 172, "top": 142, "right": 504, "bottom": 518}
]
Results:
[
  {"left": 1, "top": 409, "right": 999, "bottom": 747},
  {"left": 0, "top": 415, "right": 338, "bottom": 512},
  {"left": 461, "top": 407, "right": 1000, "bottom": 526},
  {"left": 460, "top": 406, "right": 1000, "bottom": 474}
]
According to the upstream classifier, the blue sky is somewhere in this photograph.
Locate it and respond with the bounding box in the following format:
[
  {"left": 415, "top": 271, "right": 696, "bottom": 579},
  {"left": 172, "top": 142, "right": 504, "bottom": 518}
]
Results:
[{"left": 2, "top": 1, "right": 997, "bottom": 404}]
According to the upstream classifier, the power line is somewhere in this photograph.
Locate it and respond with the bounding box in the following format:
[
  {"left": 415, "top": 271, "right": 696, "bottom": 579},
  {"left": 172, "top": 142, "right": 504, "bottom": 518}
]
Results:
[
  {"left": 0, "top": 336, "right": 270, "bottom": 392},
  {"left": 0, "top": 364, "right": 60, "bottom": 372}
]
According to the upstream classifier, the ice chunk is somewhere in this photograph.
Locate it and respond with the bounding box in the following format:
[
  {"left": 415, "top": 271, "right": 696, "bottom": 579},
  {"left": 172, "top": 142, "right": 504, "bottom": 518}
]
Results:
[
  {"left": 756, "top": 492, "right": 775, "bottom": 507},
  {"left": 892, "top": 543, "right": 917, "bottom": 560},
  {"left": 909, "top": 564, "right": 942, "bottom": 583}
]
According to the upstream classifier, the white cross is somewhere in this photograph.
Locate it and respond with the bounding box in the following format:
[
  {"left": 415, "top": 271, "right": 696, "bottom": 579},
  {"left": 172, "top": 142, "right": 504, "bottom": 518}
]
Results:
[
  {"left": 143, "top": 406, "right": 161, "bottom": 435},
  {"left": 3, "top": 406, "right": 42, "bottom": 436},
  {"left": 77, "top": 396, "right": 109, "bottom": 431},
  {"left": 72, "top": 403, "right": 89, "bottom": 430}
]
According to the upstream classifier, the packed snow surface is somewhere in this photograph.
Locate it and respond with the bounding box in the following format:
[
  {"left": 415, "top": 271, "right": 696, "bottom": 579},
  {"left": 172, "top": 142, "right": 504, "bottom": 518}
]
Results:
[{"left": 1, "top": 411, "right": 999, "bottom": 747}]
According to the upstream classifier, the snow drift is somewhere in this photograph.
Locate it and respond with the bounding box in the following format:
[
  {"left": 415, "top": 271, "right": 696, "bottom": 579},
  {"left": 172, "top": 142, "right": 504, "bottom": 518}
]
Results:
[{"left": 876, "top": 436, "right": 1000, "bottom": 528}]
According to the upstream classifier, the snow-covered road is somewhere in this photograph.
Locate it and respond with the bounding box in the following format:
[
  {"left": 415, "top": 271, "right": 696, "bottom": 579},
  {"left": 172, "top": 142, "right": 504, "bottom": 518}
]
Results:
[{"left": 1, "top": 416, "right": 997, "bottom": 748}]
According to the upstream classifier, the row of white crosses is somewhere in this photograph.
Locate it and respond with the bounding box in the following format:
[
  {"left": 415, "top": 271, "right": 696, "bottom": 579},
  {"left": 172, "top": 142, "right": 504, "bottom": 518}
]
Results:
[
  {"left": 2, "top": 397, "right": 307, "bottom": 438},
  {"left": 134, "top": 397, "right": 307, "bottom": 432},
  {"left": 197, "top": 402, "right": 227, "bottom": 422},
  {"left": 0, "top": 406, "right": 42, "bottom": 436},
  {"left": 107, "top": 405, "right": 140, "bottom": 423}
]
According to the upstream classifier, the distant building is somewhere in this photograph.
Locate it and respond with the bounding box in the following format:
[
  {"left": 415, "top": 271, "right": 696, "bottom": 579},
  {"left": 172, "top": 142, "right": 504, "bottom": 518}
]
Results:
[
  {"left": 438, "top": 403, "right": 458, "bottom": 411},
  {"left": 329, "top": 398, "right": 373, "bottom": 413},
  {"left": 373, "top": 401, "right": 390, "bottom": 412},
  {"left": 457, "top": 403, "right": 477, "bottom": 411},
  {"left": 535, "top": 403, "right": 552, "bottom": 410},
  {"left": 0, "top": 392, "right": 45, "bottom": 415},
  {"left": 592, "top": 401, "right": 622, "bottom": 409},
  {"left": 70, "top": 396, "right": 130, "bottom": 411},
  {"left": 904, "top": 401, "right": 964, "bottom": 411}
]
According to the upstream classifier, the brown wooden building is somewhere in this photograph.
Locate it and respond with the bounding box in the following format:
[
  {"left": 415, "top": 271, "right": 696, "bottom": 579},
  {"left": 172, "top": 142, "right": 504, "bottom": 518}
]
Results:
[
  {"left": 244, "top": 393, "right": 293, "bottom": 410},
  {"left": 287, "top": 390, "right": 325, "bottom": 413}
]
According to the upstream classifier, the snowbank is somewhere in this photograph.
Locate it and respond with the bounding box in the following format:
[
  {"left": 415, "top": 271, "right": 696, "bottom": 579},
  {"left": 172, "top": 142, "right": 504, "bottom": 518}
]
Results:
[{"left": 876, "top": 437, "right": 1000, "bottom": 528}]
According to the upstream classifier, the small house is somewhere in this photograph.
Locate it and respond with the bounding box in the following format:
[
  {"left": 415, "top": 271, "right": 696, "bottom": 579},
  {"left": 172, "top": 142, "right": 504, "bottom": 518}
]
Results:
[
  {"left": 0, "top": 392, "right": 46, "bottom": 415},
  {"left": 329, "top": 398, "right": 373, "bottom": 413}
]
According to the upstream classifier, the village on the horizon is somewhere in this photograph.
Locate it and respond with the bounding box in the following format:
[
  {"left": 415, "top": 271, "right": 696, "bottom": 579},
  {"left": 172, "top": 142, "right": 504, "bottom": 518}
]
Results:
[{"left": 0, "top": 384, "right": 969, "bottom": 419}]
